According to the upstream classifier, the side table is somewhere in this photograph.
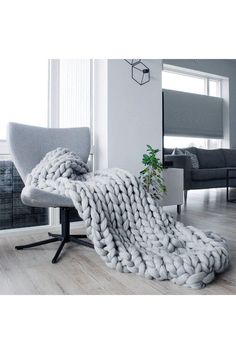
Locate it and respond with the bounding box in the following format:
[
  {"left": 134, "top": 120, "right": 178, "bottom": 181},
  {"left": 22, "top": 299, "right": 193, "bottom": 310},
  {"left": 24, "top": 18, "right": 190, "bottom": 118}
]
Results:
[{"left": 159, "top": 168, "right": 184, "bottom": 214}]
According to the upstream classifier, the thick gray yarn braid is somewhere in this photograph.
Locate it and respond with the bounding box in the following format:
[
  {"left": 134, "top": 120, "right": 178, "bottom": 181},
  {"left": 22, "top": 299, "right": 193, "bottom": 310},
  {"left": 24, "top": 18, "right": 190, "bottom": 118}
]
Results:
[{"left": 26, "top": 148, "right": 230, "bottom": 289}]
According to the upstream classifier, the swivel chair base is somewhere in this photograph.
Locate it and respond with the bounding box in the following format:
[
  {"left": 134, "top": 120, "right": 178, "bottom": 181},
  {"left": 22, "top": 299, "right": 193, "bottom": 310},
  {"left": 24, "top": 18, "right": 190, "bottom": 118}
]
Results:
[{"left": 15, "top": 207, "right": 93, "bottom": 264}]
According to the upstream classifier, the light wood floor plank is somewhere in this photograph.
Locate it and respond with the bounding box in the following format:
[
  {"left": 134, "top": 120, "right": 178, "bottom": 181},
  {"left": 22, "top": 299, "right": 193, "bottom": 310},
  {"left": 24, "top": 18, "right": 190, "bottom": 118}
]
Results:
[{"left": 0, "top": 188, "right": 236, "bottom": 295}]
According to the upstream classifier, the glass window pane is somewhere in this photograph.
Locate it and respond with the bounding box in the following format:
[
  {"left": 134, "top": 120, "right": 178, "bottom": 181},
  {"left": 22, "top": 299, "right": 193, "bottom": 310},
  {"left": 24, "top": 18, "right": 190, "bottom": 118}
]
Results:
[
  {"left": 207, "top": 138, "right": 222, "bottom": 149},
  {"left": 209, "top": 79, "right": 220, "bottom": 97},
  {"left": 164, "top": 136, "right": 222, "bottom": 149},
  {"left": 0, "top": 58, "right": 48, "bottom": 140},
  {"left": 164, "top": 136, "right": 207, "bottom": 149},
  {"left": 162, "top": 71, "right": 205, "bottom": 95},
  {"left": 59, "top": 59, "right": 91, "bottom": 128}
]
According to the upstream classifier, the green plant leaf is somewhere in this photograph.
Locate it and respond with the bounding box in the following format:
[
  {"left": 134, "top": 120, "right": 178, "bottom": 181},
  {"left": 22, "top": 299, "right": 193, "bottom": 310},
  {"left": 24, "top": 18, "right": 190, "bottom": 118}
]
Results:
[{"left": 139, "top": 144, "right": 167, "bottom": 200}]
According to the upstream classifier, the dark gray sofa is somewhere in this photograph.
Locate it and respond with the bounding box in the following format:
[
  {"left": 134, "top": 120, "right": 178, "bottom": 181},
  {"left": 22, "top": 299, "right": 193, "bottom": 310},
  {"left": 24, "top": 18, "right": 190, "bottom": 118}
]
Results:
[{"left": 164, "top": 147, "right": 236, "bottom": 201}]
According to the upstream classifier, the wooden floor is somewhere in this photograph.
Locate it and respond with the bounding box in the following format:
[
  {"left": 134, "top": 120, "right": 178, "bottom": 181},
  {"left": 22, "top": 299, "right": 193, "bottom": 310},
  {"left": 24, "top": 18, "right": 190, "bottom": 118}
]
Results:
[{"left": 1, "top": 188, "right": 236, "bottom": 295}]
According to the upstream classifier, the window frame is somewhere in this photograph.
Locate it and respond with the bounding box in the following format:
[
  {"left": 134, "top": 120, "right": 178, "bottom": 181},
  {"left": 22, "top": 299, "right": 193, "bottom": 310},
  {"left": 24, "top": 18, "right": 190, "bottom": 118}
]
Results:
[{"left": 162, "top": 64, "right": 222, "bottom": 98}]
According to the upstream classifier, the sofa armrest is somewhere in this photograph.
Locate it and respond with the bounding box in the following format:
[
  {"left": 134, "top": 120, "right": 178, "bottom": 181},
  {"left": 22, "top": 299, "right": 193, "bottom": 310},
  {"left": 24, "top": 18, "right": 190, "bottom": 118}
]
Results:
[{"left": 165, "top": 155, "right": 192, "bottom": 190}]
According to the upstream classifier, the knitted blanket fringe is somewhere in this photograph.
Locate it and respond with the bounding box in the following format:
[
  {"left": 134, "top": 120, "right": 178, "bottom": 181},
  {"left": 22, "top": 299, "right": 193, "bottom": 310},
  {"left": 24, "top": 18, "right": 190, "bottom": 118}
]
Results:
[{"left": 26, "top": 148, "right": 230, "bottom": 289}]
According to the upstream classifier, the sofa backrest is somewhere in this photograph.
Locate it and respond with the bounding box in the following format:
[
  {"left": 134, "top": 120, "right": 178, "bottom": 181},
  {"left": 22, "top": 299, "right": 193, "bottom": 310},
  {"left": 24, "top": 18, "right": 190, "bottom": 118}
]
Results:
[
  {"left": 165, "top": 146, "right": 236, "bottom": 169},
  {"left": 164, "top": 148, "right": 173, "bottom": 155},
  {"left": 7, "top": 123, "right": 91, "bottom": 183},
  {"left": 222, "top": 149, "right": 236, "bottom": 167},
  {"left": 196, "top": 148, "right": 225, "bottom": 169}
]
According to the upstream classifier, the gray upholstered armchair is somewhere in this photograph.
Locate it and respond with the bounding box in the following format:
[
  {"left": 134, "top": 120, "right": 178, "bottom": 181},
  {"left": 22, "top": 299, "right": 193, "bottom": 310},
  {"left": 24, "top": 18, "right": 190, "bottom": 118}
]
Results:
[{"left": 7, "top": 122, "right": 93, "bottom": 263}]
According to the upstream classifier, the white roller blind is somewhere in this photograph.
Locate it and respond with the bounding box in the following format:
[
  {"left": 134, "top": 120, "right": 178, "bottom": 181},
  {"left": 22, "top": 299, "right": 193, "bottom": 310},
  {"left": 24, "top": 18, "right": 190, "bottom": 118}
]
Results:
[
  {"left": 163, "top": 89, "right": 223, "bottom": 138},
  {"left": 59, "top": 59, "right": 91, "bottom": 128}
]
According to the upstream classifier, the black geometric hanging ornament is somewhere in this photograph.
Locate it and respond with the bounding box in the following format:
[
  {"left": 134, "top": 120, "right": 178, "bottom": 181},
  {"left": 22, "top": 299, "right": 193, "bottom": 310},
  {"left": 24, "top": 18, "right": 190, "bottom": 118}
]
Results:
[
  {"left": 124, "top": 59, "right": 150, "bottom": 86},
  {"left": 131, "top": 62, "right": 150, "bottom": 85},
  {"left": 124, "top": 59, "right": 142, "bottom": 66}
]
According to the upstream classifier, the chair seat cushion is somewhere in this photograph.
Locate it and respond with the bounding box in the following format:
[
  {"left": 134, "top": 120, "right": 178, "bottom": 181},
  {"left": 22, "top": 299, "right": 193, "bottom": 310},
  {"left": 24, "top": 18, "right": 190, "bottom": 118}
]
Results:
[
  {"left": 21, "top": 186, "right": 74, "bottom": 208},
  {"left": 191, "top": 168, "right": 227, "bottom": 181}
]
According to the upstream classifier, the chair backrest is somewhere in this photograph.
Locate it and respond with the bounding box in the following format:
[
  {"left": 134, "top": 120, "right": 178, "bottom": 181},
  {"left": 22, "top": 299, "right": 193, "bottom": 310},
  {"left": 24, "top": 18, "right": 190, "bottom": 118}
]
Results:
[{"left": 7, "top": 122, "right": 91, "bottom": 183}]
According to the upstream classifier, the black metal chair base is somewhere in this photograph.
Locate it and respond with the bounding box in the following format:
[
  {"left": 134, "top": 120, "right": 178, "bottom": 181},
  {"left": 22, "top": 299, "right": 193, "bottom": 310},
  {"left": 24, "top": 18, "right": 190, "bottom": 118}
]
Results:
[{"left": 15, "top": 207, "right": 93, "bottom": 264}]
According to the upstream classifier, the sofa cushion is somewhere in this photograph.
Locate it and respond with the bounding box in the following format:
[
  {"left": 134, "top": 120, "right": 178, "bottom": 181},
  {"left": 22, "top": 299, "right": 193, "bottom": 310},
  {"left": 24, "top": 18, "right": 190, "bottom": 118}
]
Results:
[
  {"left": 196, "top": 148, "right": 225, "bottom": 169},
  {"left": 184, "top": 147, "right": 198, "bottom": 155},
  {"left": 185, "top": 150, "right": 199, "bottom": 169},
  {"left": 172, "top": 148, "right": 199, "bottom": 168},
  {"left": 222, "top": 149, "right": 236, "bottom": 167},
  {"left": 191, "top": 168, "right": 227, "bottom": 181},
  {"left": 172, "top": 148, "right": 184, "bottom": 155},
  {"left": 164, "top": 148, "right": 173, "bottom": 155}
]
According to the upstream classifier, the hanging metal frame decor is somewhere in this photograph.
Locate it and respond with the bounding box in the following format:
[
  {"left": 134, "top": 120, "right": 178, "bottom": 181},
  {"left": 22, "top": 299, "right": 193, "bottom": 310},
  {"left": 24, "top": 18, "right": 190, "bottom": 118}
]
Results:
[
  {"left": 124, "top": 59, "right": 150, "bottom": 85},
  {"left": 124, "top": 59, "right": 142, "bottom": 66}
]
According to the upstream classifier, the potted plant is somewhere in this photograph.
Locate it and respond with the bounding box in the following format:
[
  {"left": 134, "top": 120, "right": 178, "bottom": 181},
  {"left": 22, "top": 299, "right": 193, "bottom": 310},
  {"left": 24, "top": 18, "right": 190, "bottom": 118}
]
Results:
[{"left": 140, "top": 145, "right": 166, "bottom": 200}]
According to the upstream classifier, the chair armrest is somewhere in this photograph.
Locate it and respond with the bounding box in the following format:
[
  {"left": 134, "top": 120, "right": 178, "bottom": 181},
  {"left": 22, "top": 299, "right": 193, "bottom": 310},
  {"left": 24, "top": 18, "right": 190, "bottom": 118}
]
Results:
[{"left": 165, "top": 155, "right": 192, "bottom": 190}]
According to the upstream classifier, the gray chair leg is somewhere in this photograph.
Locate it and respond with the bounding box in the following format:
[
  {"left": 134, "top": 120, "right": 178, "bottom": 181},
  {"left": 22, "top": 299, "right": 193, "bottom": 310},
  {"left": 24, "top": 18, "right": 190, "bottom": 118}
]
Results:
[
  {"left": 52, "top": 238, "right": 67, "bottom": 264},
  {"left": 70, "top": 236, "right": 94, "bottom": 248},
  {"left": 184, "top": 190, "right": 188, "bottom": 204},
  {"left": 15, "top": 237, "right": 60, "bottom": 250}
]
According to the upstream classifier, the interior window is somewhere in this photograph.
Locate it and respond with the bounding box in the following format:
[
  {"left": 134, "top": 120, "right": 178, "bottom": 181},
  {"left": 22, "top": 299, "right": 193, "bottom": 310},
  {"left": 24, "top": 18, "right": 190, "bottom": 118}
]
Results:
[
  {"left": 164, "top": 136, "right": 207, "bottom": 149},
  {"left": 164, "top": 136, "right": 222, "bottom": 149},
  {"left": 0, "top": 58, "right": 48, "bottom": 141},
  {"left": 162, "top": 71, "right": 205, "bottom": 95},
  {"left": 163, "top": 66, "right": 222, "bottom": 149}
]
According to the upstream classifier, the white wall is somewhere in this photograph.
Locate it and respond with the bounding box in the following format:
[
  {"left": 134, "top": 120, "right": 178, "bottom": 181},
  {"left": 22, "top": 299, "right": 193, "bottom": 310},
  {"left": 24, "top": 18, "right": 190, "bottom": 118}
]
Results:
[
  {"left": 94, "top": 59, "right": 163, "bottom": 175},
  {"left": 163, "top": 59, "right": 236, "bottom": 147}
]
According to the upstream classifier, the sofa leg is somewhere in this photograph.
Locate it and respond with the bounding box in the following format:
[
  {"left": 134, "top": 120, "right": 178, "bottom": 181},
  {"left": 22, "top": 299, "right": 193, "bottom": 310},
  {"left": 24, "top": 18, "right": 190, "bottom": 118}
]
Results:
[
  {"left": 177, "top": 205, "right": 181, "bottom": 214},
  {"left": 184, "top": 190, "right": 188, "bottom": 204}
]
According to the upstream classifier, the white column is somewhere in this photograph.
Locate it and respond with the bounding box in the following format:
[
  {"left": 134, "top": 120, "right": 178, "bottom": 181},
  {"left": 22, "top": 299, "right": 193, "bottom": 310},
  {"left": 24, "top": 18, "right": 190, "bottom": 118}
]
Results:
[{"left": 94, "top": 59, "right": 163, "bottom": 176}]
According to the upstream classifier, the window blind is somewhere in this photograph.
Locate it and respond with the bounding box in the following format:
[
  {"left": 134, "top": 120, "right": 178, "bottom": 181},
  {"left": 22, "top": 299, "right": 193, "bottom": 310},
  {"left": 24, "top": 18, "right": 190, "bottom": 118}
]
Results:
[{"left": 163, "top": 89, "right": 223, "bottom": 138}]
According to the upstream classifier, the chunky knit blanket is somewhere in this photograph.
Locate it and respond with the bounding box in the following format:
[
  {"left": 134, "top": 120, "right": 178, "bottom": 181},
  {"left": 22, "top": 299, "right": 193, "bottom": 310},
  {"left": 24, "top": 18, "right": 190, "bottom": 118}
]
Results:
[{"left": 26, "top": 148, "right": 230, "bottom": 289}]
